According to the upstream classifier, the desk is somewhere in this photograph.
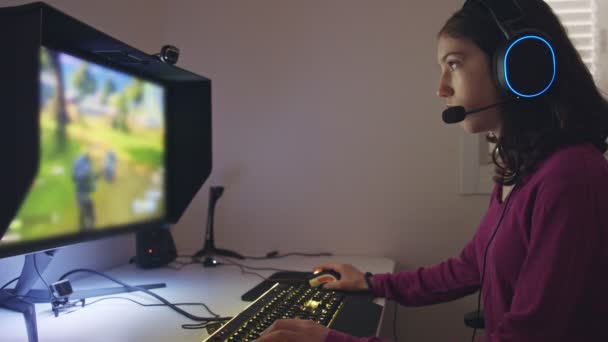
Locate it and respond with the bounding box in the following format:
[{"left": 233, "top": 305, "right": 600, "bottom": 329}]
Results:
[{"left": 0, "top": 255, "right": 395, "bottom": 342}]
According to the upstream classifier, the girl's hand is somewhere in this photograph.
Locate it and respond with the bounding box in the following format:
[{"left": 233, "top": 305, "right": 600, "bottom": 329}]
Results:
[{"left": 254, "top": 319, "right": 330, "bottom": 342}]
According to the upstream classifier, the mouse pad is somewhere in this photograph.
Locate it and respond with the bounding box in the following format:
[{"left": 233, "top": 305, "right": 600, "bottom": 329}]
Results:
[
  {"left": 241, "top": 271, "right": 313, "bottom": 301},
  {"left": 330, "top": 295, "right": 383, "bottom": 337}
]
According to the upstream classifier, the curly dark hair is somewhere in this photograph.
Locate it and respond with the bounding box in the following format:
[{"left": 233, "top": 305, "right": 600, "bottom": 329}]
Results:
[{"left": 439, "top": 0, "right": 608, "bottom": 186}]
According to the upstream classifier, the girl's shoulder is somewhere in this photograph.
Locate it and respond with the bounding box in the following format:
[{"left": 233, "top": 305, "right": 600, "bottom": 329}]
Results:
[{"left": 526, "top": 143, "right": 608, "bottom": 189}]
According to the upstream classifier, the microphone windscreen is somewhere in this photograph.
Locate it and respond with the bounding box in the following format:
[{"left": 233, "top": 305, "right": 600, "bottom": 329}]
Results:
[{"left": 442, "top": 106, "right": 466, "bottom": 124}]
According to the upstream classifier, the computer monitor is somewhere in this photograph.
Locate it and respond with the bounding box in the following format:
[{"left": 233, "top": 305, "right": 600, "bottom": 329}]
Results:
[
  {"left": 0, "top": 45, "right": 166, "bottom": 250},
  {"left": 0, "top": 44, "right": 169, "bottom": 342},
  {"left": 0, "top": 2, "right": 213, "bottom": 342}
]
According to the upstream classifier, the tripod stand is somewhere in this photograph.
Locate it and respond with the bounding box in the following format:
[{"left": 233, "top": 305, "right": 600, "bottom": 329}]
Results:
[{"left": 193, "top": 186, "right": 244, "bottom": 265}]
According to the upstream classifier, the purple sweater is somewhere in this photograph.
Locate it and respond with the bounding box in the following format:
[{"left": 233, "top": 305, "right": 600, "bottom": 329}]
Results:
[{"left": 326, "top": 144, "right": 608, "bottom": 342}]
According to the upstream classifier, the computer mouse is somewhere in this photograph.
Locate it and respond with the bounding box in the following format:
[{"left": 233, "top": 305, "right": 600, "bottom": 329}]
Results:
[{"left": 308, "top": 269, "right": 341, "bottom": 288}]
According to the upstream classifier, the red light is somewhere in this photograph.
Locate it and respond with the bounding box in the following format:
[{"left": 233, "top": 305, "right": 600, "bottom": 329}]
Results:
[{"left": 148, "top": 249, "right": 153, "bottom": 254}]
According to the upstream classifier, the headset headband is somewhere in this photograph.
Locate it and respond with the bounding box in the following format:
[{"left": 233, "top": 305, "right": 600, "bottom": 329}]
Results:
[{"left": 464, "top": 0, "right": 525, "bottom": 39}]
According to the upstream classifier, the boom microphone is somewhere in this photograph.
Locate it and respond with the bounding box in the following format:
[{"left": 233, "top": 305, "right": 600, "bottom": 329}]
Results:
[{"left": 442, "top": 100, "right": 512, "bottom": 124}]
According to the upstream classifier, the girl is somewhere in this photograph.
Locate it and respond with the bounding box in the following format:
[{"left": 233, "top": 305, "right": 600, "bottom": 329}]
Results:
[{"left": 255, "top": 0, "right": 608, "bottom": 341}]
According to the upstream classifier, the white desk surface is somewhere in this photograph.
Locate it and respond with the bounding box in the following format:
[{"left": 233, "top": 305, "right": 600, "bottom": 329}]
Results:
[{"left": 1, "top": 255, "right": 395, "bottom": 342}]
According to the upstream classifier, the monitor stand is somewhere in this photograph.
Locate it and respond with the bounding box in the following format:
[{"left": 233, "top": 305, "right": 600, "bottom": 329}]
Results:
[{"left": 0, "top": 250, "right": 166, "bottom": 342}]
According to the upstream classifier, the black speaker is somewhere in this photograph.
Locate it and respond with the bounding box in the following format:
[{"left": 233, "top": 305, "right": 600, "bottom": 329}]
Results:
[{"left": 135, "top": 225, "right": 177, "bottom": 269}]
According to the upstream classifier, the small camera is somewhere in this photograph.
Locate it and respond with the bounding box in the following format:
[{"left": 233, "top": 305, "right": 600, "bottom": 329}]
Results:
[
  {"left": 50, "top": 279, "right": 73, "bottom": 299},
  {"left": 156, "top": 45, "right": 179, "bottom": 65}
]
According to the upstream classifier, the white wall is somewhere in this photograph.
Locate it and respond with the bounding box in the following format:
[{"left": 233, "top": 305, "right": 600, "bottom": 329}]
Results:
[{"left": 165, "top": 1, "right": 490, "bottom": 341}]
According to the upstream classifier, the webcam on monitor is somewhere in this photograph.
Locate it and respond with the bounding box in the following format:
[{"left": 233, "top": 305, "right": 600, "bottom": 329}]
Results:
[{"left": 155, "top": 45, "right": 180, "bottom": 65}]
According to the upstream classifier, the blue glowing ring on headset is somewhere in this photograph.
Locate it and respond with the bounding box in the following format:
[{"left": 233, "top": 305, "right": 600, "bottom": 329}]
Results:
[{"left": 504, "top": 35, "right": 556, "bottom": 98}]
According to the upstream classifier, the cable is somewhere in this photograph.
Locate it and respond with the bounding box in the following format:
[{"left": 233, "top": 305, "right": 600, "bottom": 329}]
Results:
[
  {"left": 393, "top": 302, "right": 398, "bottom": 342},
  {"left": 184, "top": 251, "right": 333, "bottom": 261},
  {"left": 241, "top": 252, "right": 334, "bottom": 260},
  {"left": 470, "top": 183, "right": 518, "bottom": 342},
  {"left": 58, "top": 268, "right": 230, "bottom": 322},
  {"left": 177, "top": 251, "right": 334, "bottom": 262},
  {"left": 227, "top": 265, "right": 266, "bottom": 280},
  {"left": 214, "top": 257, "right": 295, "bottom": 273},
  {"left": 77, "top": 296, "right": 229, "bottom": 330},
  {"left": 84, "top": 296, "right": 221, "bottom": 317},
  {"left": 33, "top": 253, "right": 56, "bottom": 301},
  {"left": 181, "top": 322, "right": 213, "bottom": 330},
  {"left": 0, "top": 277, "right": 19, "bottom": 291},
  {"left": 214, "top": 256, "right": 330, "bottom": 284},
  {"left": 214, "top": 256, "right": 304, "bottom": 282},
  {"left": 212, "top": 257, "right": 267, "bottom": 280},
  {"left": 86, "top": 296, "right": 214, "bottom": 309},
  {"left": 174, "top": 253, "right": 336, "bottom": 284}
]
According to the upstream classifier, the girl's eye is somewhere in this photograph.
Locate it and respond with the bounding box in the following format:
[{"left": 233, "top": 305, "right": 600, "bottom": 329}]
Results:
[{"left": 447, "top": 61, "right": 460, "bottom": 70}]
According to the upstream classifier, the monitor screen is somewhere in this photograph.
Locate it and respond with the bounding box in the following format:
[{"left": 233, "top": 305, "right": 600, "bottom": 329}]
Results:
[{"left": 0, "top": 46, "right": 166, "bottom": 248}]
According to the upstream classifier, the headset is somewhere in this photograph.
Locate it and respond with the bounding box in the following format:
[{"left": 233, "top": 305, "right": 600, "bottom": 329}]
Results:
[
  {"left": 469, "top": 0, "right": 557, "bottom": 99},
  {"left": 442, "top": 0, "right": 558, "bottom": 124}
]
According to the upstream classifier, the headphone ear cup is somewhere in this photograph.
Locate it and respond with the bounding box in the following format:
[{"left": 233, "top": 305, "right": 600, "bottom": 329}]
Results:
[
  {"left": 492, "top": 42, "right": 512, "bottom": 99},
  {"left": 495, "top": 31, "right": 557, "bottom": 98}
]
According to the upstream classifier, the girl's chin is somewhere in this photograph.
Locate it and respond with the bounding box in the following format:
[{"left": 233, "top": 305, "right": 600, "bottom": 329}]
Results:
[
  {"left": 459, "top": 121, "right": 477, "bottom": 134},
  {"left": 460, "top": 120, "right": 494, "bottom": 134}
]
